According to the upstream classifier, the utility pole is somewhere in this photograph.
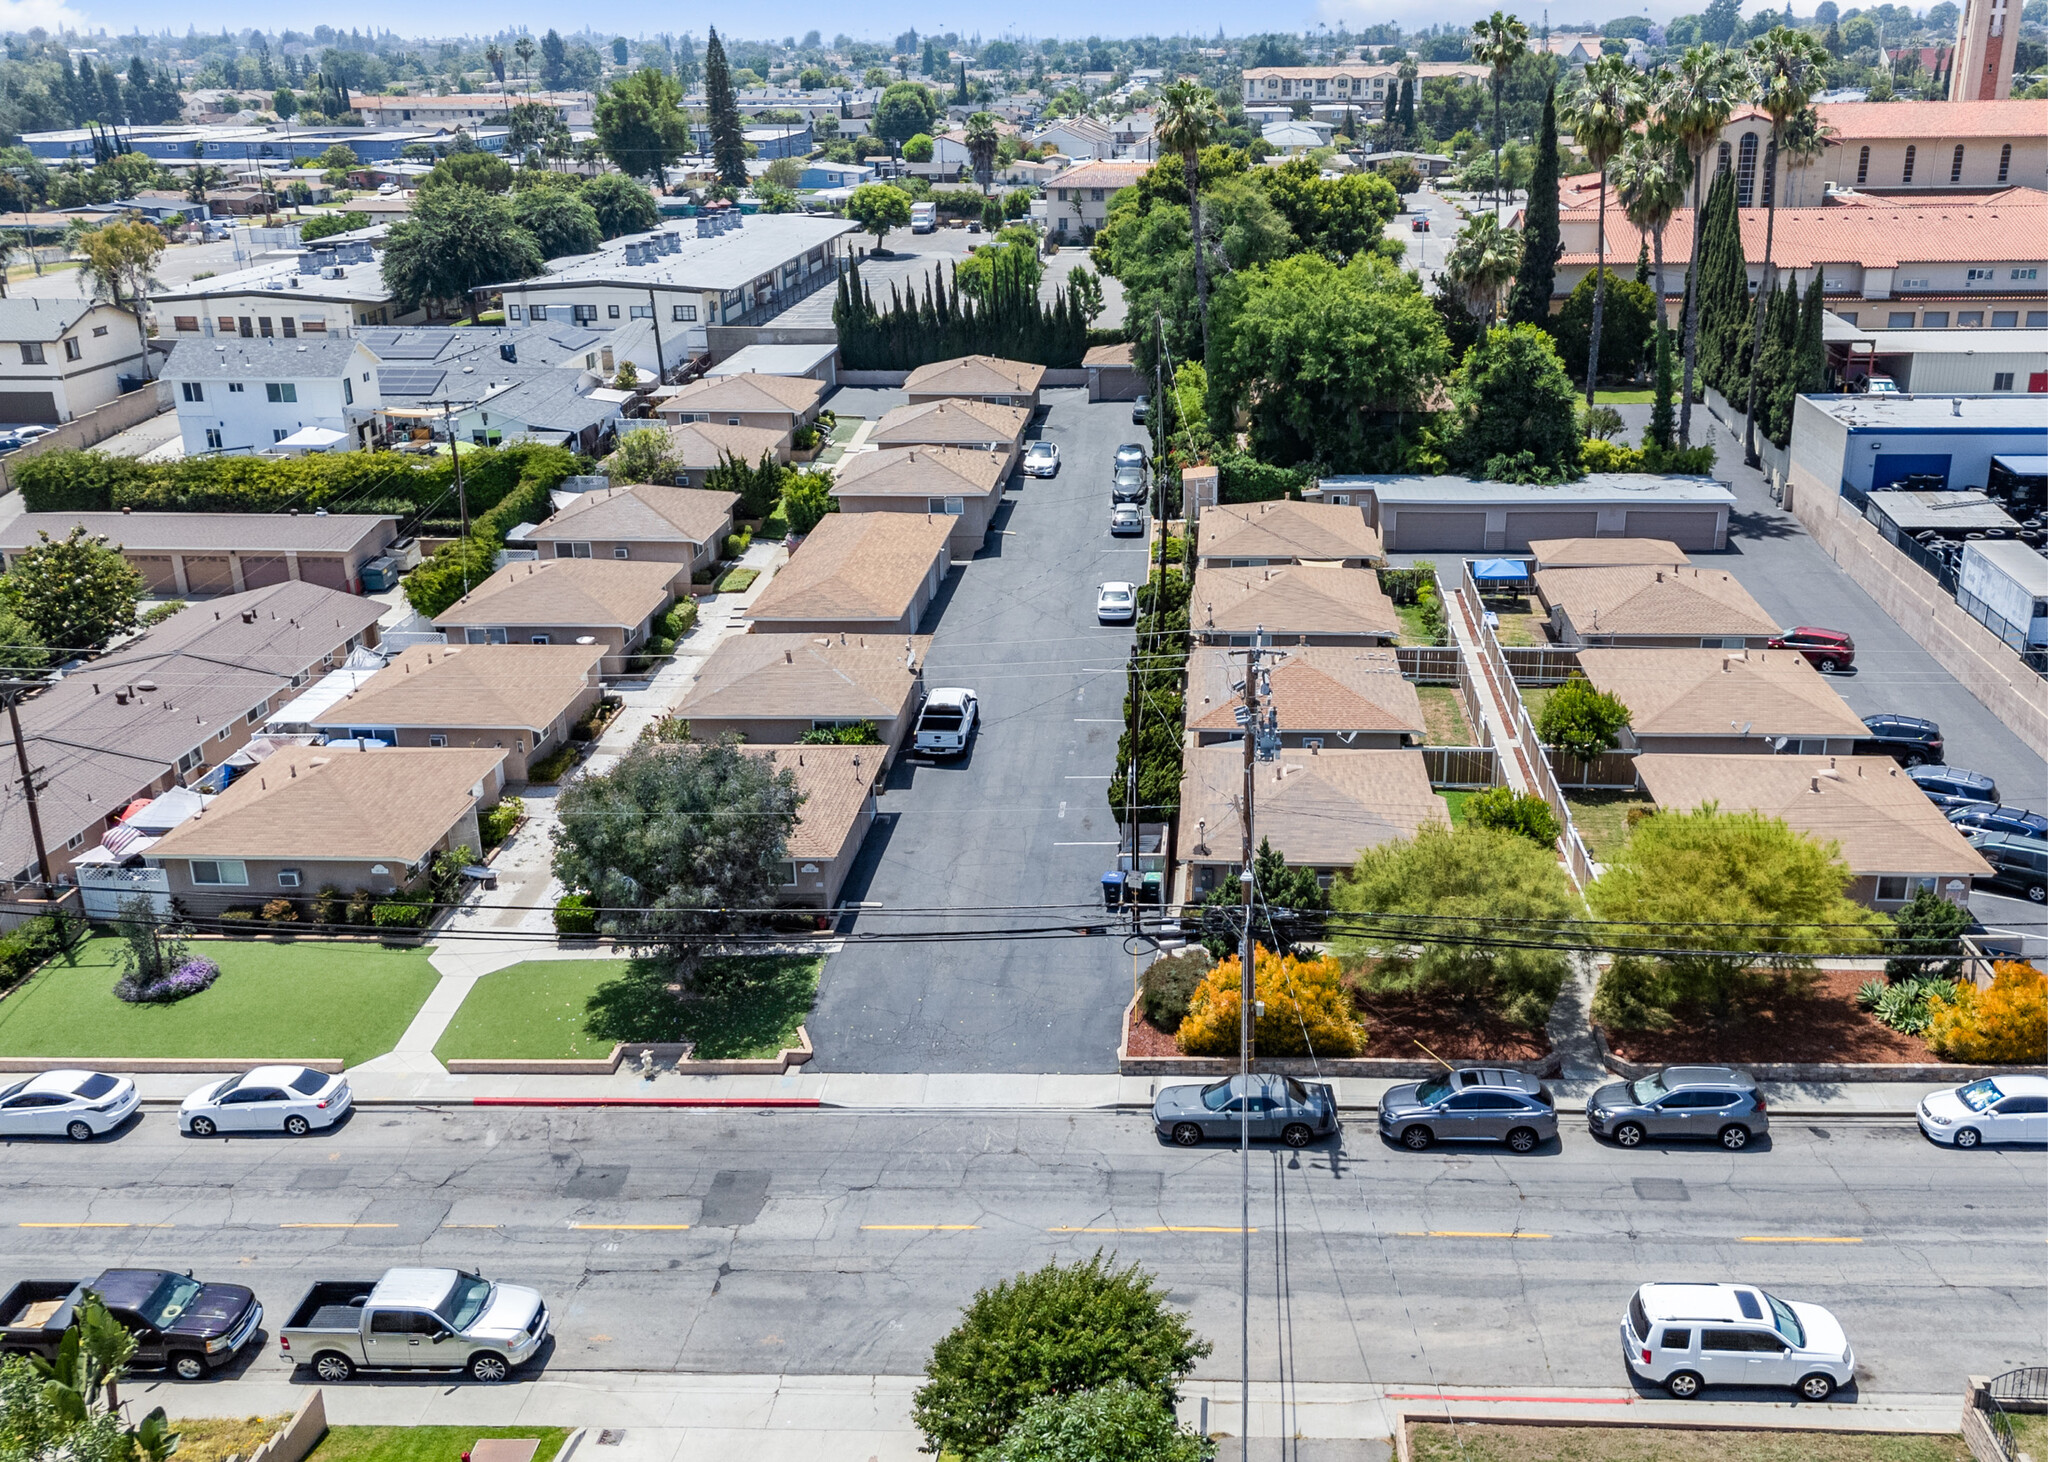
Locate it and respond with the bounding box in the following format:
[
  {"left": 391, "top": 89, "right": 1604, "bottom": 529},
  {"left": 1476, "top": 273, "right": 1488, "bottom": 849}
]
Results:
[
  {"left": 2, "top": 681, "right": 56, "bottom": 900},
  {"left": 429, "top": 400, "right": 474, "bottom": 596}
]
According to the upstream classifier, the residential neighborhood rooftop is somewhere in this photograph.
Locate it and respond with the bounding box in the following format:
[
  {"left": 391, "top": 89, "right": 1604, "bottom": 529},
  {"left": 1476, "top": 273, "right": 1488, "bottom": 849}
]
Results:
[
  {"left": 903, "top": 355, "right": 1047, "bottom": 397},
  {"left": 676, "top": 632, "right": 930, "bottom": 721},
  {"left": 522, "top": 484, "right": 740, "bottom": 546},
  {"left": 1196, "top": 499, "right": 1384, "bottom": 564},
  {"left": 1186, "top": 646, "right": 1424, "bottom": 736},
  {"left": 831, "top": 446, "right": 1009, "bottom": 500},
  {"left": 1527, "top": 537, "right": 1691, "bottom": 570},
  {"left": 1179, "top": 744, "right": 1449, "bottom": 867},
  {"left": 431, "top": 558, "right": 679, "bottom": 630},
  {"left": 745, "top": 514, "right": 954, "bottom": 628},
  {"left": 1535, "top": 563, "right": 1780, "bottom": 638},
  {"left": 1192, "top": 564, "right": 1401, "bottom": 639},
  {"left": 0, "top": 511, "right": 399, "bottom": 557},
  {"left": 1576, "top": 647, "right": 1869, "bottom": 740},
  {"left": 307, "top": 643, "right": 605, "bottom": 734},
  {"left": 871, "top": 398, "right": 1031, "bottom": 447},
  {"left": 660, "top": 372, "right": 826, "bottom": 416},
  {"left": 741, "top": 743, "right": 880, "bottom": 862}
]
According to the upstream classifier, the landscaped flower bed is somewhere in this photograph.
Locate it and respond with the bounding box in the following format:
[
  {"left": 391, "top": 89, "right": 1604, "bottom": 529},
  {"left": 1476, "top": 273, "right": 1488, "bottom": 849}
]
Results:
[{"left": 1599, "top": 968, "right": 1934, "bottom": 1066}]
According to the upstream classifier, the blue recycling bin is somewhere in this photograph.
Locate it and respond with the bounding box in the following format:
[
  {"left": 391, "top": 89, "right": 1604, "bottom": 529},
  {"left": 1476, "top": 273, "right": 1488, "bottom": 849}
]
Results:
[{"left": 1101, "top": 870, "right": 1128, "bottom": 909}]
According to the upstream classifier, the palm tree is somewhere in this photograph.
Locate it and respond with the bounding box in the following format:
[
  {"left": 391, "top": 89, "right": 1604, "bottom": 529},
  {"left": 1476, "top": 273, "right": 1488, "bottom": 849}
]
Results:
[
  {"left": 1660, "top": 44, "right": 1753, "bottom": 447},
  {"left": 1774, "top": 104, "right": 1835, "bottom": 207},
  {"left": 1740, "top": 26, "right": 1831, "bottom": 466},
  {"left": 1446, "top": 213, "right": 1523, "bottom": 330},
  {"left": 1559, "top": 55, "right": 1648, "bottom": 414},
  {"left": 964, "top": 111, "right": 1000, "bottom": 194},
  {"left": 1155, "top": 78, "right": 1226, "bottom": 357},
  {"left": 1611, "top": 125, "right": 1686, "bottom": 330},
  {"left": 485, "top": 43, "right": 506, "bottom": 94},
  {"left": 1471, "top": 11, "right": 1531, "bottom": 218},
  {"left": 514, "top": 35, "right": 536, "bottom": 97}
]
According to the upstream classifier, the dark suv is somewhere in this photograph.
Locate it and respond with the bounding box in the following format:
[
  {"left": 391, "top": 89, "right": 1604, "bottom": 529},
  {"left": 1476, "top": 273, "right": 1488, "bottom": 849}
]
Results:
[
  {"left": 1766, "top": 626, "right": 1855, "bottom": 673},
  {"left": 1588, "top": 1065, "right": 1768, "bottom": 1149},
  {"left": 1907, "top": 765, "right": 1997, "bottom": 809},
  {"left": 1948, "top": 804, "right": 2046, "bottom": 840},
  {"left": 1968, "top": 831, "right": 2048, "bottom": 903},
  {"left": 1856, "top": 713, "right": 1944, "bottom": 766}
]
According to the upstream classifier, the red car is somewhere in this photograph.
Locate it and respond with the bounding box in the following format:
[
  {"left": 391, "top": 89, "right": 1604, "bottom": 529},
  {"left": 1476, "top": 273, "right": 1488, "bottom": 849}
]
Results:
[{"left": 1768, "top": 626, "right": 1855, "bottom": 673}]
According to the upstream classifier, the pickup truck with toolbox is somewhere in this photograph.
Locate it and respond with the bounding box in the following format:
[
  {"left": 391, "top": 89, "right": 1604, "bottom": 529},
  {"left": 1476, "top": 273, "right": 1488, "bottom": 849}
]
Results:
[
  {"left": 0, "top": 1270, "right": 262, "bottom": 1379},
  {"left": 277, "top": 1268, "right": 549, "bottom": 1383}
]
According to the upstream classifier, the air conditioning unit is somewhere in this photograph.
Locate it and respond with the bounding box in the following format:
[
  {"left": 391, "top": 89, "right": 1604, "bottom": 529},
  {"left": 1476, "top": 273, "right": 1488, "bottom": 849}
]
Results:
[{"left": 321, "top": 266, "right": 345, "bottom": 280}]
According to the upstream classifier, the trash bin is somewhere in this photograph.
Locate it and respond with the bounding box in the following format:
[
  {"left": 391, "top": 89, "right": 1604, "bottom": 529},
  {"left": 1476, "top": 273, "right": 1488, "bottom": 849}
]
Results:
[
  {"left": 1100, "top": 870, "right": 1128, "bottom": 909},
  {"left": 359, "top": 556, "right": 398, "bottom": 592}
]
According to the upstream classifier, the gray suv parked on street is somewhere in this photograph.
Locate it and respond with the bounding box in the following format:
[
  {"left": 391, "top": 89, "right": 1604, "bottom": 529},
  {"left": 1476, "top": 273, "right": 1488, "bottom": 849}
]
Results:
[
  {"left": 1378, "top": 1067, "right": 1557, "bottom": 1152},
  {"left": 1588, "top": 1066, "right": 1768, "bottom": 1149}
]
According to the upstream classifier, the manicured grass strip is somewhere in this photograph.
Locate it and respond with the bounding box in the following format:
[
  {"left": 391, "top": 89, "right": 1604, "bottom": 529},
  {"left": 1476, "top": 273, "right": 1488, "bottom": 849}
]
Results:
[
  {"left": 434, "top": 955, "right": 821, "bottom": 1063},
  {"left": 1437, "top": 790, "right": 1474, "bottom": 826},
  {"left": 1564, "top": 789, "right": 1656, "bottom": 862},
  {"left": 1591, "top": 389, "right": 1655, "bottom": 403},
  {"left": 713, "top": 566, "right": 759, "bottom": 593},
  {"left": 305, "top": 1427, "right": 569, "bottom": 1462},
  {"left": 1409, "top": 1423, "right": 1971, "bottom": 1462},
  {"left": 0, "top": 936, "right": 439, "bottom": 1064},
  {"left": 1395, "top": 603, "right": 1441, "bottom": 646}
]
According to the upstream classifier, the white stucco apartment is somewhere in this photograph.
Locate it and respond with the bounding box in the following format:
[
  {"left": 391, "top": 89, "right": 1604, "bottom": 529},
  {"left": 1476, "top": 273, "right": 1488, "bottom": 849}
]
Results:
[
  {"left": 162, "top": 335, "right": 381, "bottom": 455},
  {"left": 0, "top": 298, "right": 150, "bottom": 424}
]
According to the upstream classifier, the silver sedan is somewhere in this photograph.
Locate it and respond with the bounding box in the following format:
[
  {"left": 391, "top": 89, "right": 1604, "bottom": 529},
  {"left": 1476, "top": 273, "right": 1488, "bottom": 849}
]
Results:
[{"left": 1152, "top": 1074, "right": 1338, "bottom": 1148}]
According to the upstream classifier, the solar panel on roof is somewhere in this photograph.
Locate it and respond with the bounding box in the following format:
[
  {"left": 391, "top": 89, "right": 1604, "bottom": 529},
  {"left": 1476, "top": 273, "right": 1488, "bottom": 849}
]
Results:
[
  {"left": 362, "top": 334, "right": 449, "bottom": 360},
  {"left": 377, "top": 367, "right": 447, "bottom": 397}
]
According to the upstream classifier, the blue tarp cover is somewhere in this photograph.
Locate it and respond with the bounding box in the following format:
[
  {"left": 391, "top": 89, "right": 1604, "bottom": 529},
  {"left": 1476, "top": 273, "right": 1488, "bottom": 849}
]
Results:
[{"left": 1471, "top": 558, "right": 1530, "bottom": 581}]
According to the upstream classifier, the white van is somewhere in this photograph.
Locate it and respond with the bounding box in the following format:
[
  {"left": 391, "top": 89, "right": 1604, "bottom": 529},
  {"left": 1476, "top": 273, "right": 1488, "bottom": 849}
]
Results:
[{"left": 1621, "top": 1282, "right": 1854, "bottom": 1401}]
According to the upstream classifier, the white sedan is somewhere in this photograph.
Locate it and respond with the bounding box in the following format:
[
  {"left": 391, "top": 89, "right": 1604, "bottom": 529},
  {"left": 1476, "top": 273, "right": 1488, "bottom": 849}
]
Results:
[
  {"left": 0, "top": 1069, "right": 139, "bottom": 1142},
  {"left": 1022, "top": 441, "right": 1060, "bottom": 477},
  {"left": 181, "top": 1065, "right": 352, "bottom": 1137},
  {"left": 1097, "top": 581, "right": 1137, "bottom": 623},
  {"left": 1918, "top": 1075, "right": 2048, "bottom": 1147}
]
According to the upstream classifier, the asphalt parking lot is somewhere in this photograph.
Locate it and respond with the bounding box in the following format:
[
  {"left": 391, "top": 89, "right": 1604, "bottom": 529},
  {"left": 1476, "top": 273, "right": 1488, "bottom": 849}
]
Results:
[{"left": 805, "top": 388, "right": 1156, "bottom": 1072}]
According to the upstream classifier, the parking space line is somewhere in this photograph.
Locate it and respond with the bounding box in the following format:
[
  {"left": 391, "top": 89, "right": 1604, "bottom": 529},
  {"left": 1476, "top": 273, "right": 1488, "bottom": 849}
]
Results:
[
  {"left": 18, "top": 1222, "right": 160, "bottom": 1228},
  {"left": 279, "top": 1223, "right": 399, "bottom": 1229}
]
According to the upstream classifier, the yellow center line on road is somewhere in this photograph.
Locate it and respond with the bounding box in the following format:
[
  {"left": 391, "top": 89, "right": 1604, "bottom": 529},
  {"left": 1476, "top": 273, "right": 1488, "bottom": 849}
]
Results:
[
  {"left": 1396, "top": 1231, "right": 1553, "bottom": 1239},
  {"left": 279, "top": 1223, "right": 400, "bottom": 1229},
  {"left": 1048, "top": 1226, "right": 1259, "bottom": 1234},
  {"left": 860, "top": 1224, "right": 979, "bottom": 1231},
  {"left": 1740, "top": 1235, "right": 1863, "bottom": 1244},
  {"left": 568, "top": 1223, "right": 691, "bottom": 1231}
]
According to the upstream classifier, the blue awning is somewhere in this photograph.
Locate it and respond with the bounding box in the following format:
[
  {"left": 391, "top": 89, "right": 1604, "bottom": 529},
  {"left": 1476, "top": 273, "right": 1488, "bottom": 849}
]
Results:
[{"left": 1470, "top": 558, "right": 1531, "bottom": 581}]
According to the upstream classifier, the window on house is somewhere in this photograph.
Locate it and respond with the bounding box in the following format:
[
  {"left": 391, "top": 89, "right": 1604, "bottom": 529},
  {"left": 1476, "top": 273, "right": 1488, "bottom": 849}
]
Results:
[
  {"left": 173, "top": 316, "right": 199, "bottom": 332},
  {"left": 1735, "top": 133, "right": 1759, "bottom": 207},
  {"left": 177, "top": 747, "right": 203, "bottom": 773},
  {"left": 272, "top": 428, "right": 288, "bottom": 443},
  {"left": 217, "top": 316, "right": 235, "bottom": 334},
  {"left": 428, "top": 734, "right": 448, "bottom": 746},
  {"left": 572, "top": 304, "right": 598, "bottom": 323},
  {"left": 343, "top": 378, "right": 354, "bottom": 405},
  {"left": 18, "top": 343, "right": 43, "bottom": 365},
  {"left": 529, "top": 305, "right": 548, "bottom": 321},
  {"left": 1994, "top": 372, "right": 2015, "bottom": 391},
  {"left": 1716, "top": 140, "right": 1731, "bottom": 176},
  {"left": 63, "top": 337, "right": 81, "bottom": 361},
  {"left": 228, "top": 381, "right": 244, "bottom": 392},
  {"left": 277, "top": 869, "right": 301, "bottom": 888},
  {"left": 182, "top": 382, "right": 204, "bottom": 402},
  {"left": 608, "top": 304, "right": 621, "bottom": 319},
  {"left": 1924, "top": 312, "right": 1951, "bottom": 328},
  {"left": 1950, "top": 144, "right": 1965, "bottom": 183},
  {"left": 530, "top": 634, "right": 551, "bottom": 644},
  {"left": 2012, "top": 269, "right": 2038, "bottom": 280},
  {"left": 258, "top": 317, "right": 274, "bottom": 337},
  {"left": 2031, "top": 311, "right": 2048, "bottom": 327},
  {"left": 508, "top": 305, "right": 523, "bottom": 320},
  {"left": 630, "top": 304, "right": 653, "bottom": 318},
  {"left": 1855, "top": 145, "right": 1870, "bottom": 185},
  {"left": 1956, "top": 311, "right": 1983, "bottom": 327},
  {"left": 266, "top": 382, "right": 297, "bottom": 402},
  {"left": 302, "top": 318, "right": 327, "bottom": 333},
  {"left": 1760, "top": 137, "right": 1777, "bottom": 207},
  {"left": 216, "top": 725, "right": 232, "bottom": 741},
  {"left": 246, "top": 702, "right": 267, "bottom": 723},
  {"left": 1888, "top": 312, "right": 1916, "bottom": 328},
  {"left": 65, "top": 831, "right": 85, "bottom": 850},
  {"left": 1902, "top": 144, "right": 1916, "bottom": 184},
  {"left": 1992, "top": 311, "right": 2018, "bottom": 327},
  {"left": 556, "top": 541, "right": 592, "bottom": 558},
  {"left": 238, "top": 318, "right": 253, "bottom": 337},
  {"left": 190, "top": 859, "right": 249, "bottom": 887},
  {"left": 1998, "top": 143, "right": 2012, "bottom": 183},
  {"left": 613, "top": 546, "right": 629, "bottom": 558},
  {"left": 674, "top": 304, "right": 696, "bottom": 321},
  {"left": 281, "top": 317, "right": 296, "bottom": 338}
]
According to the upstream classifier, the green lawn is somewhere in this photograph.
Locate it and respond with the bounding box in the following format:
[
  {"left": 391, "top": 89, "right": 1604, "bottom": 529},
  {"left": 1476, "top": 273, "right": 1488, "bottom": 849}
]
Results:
[
  {"left": 1438, "top": 790, "right": 1474, "bottom": 825},
  {"left": 1409, "top": 1423, "right": 1969, "bottom": 1462},
  {"left": 713, "top": 566, "right": 759, "bottom": 593},
  {"left": 1395, "top": 603, "right": 1442, "bottom": 646},
  {"left": 305, "top": 1428, "right": 569, "bottom": 1462},
  {"left": 434, "top": 954, "right": 822, "bottom": 1062},
  {"left": 0, "top": 936, "right": 440, "bottom": 1064},
  {"left": 1519, "top": 686, "right": 1554, "bottom": 724},
  {"left": 1591, "top": 389, "right": 1655, "bottom": 403},
  {"left": 1564, "top": 789, "right": 1654, "bottom": 862}
]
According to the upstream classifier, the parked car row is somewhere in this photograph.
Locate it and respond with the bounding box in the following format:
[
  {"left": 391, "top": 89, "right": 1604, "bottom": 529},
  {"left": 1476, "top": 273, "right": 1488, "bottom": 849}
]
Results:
[
  {"left": 0, "top": 1065, "right": 350, "bottom": 1141},
  {"left": 1864, "top": 715, "right": 2047, "bottom": 904}
]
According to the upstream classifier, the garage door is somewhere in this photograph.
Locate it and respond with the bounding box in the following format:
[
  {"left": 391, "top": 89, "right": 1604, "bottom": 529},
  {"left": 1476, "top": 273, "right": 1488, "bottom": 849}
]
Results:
[
  {"left": 1625, "top": 509, "right": 1723, "bottom": 548},
  {"left": 239, "top": 554, "right": 290, "bottom": 589},
  {"left": 125, "top": 553, "right": 179, "bottom": 595},
  {"left": 181, "top": 554, "right": 235, "bottom": 595},
  {"left": 298, "top": 556, "right": 350, "bottom": 590},
  {"left": 0, "top": 391, "right": 59, "bottom": 424},
  {"left": 1502, "top": 510, "right": 1599, "bottom": 548},
  {"left": 1391, "top": 511, "right": 1487, "bottom": 551}
]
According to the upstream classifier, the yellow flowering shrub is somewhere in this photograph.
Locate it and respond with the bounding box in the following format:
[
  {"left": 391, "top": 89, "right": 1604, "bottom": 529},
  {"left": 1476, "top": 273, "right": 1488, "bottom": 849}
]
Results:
[
  {"left": 1925, "top": 961, "right": 2048, "bottom": 1064},
  {"left": 1176, "top": 946, "right": 1364, "bottom": 1058}
]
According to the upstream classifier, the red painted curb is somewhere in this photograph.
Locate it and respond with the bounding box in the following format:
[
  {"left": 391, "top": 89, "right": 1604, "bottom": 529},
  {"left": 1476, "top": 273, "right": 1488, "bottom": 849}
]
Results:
[
  {"left": 1387, "top": 1394, "right": 1634, "bottom": 1405},
  {"left": 470, "top": 1097, "right": 823, "bottom": 1108}
]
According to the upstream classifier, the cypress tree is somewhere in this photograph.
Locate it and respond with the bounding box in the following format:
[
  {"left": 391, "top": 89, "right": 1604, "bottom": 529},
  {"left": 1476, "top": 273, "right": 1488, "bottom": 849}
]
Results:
[
  {"left": 1648, "top": 319, "right": 1676, "bottom": 451},
  {"left": 1693, "top": 172, "right": 1748, "bottom": 401},
  {"left": 1507, "top": 85, "right": 1560, "bottom": 327},
  {"left": 704, "top": 29, "right": 748, "bottom": 188},
  {"left": 1396, "top": 78, "right": 1415, "bottom": 139},
  {"left": 1753, "top": 281, "right": 1798, "bottom": 447}
]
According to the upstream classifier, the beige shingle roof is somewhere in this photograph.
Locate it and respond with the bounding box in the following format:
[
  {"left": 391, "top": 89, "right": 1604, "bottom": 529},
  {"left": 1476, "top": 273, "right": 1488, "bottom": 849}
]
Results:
[
  {"left": 746, "top": 513, "right": 953, "bottom": 627},
  {"left": 1186, "top": 646, "right": 1423, "bottom": 736},
  {"left": 1193, "top": 564, "right": 1400, "bottom": 639},
  {"left": 902, "top": 355, "right": 1047, "bottom": 397},
  {"left": 1528, "top": 537, "right": 1689, "bottom": 570},
  {"left": 657, "top": 371, "right": 825, "bottom": 416},
  {"left": 525, "top": 484, "right": 738, "bottom": 547},
  {"left": 1536, "top": 564, "right": 1778, "bottom": 638},
  {"left": 0, "top": 511, "right": 396, "bottom": 556},
  {"left": 1180, "top": 745, "right": 1448, "bottom": 867},
  {"left": 663, "top": 420, "right": 790, "bottom": 469},
  {"left": 433, "top": 559, "right": 677, "bottom": 631},
  {"left": 677, "top": 632, "right": 929, "bottom": 722},
  {"left": 831, "top": 446, "right": 1008, "bottom": 501},
  {"left": 309, "top": 644, "right": 604, "bottom": 734},
  {"left": 741, "top": 743, "right": 878, "bottom": 861},
  {"left": 1197, "top": 500, "right": 1384, "bottom": 564},
  {"left": 1635, "top": 754, "right": 1994, "bottom": 877},
  {"left": 1577, "top": 648, "right": 1867, "bottom": 741},
  {"left": 147, "top": 745, "right": 505, "bottom": 864},
  {"left": 871, "top": 398, "right": 1029, "bottom": 449}
]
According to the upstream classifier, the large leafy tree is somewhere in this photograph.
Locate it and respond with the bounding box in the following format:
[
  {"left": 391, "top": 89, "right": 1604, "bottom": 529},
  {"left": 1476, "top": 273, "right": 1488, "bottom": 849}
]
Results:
[
  {"left": 418, "top": 150, "right": 513, "bottom": 195},
  {"left": 382, "top": 184, "right": 543, "bottom": 323},
  {"left": 912, "top": 1255, "right": 1211, "bottom": 1461},
  {"left": 1257, "top": 158, "right": 1401, "bottom": 263},
  {"left": 511, "top": 186, "right": 602, "bottom": 259},
  {"left": 1206, "top": 251, "right": 1449, "bottom": 471},
  {"left": 1506, "top": 83, "right": 1561, "bottom": 327},
  {"left": 1660, "top": 45, "right": 1754, "bottom": 446},
  {"left": 1558, "top": 56, "right": 1647, "bottom": 415},
  {"left": 1446, "top": 323, "right": 1580, "bottom": 480},
  {"left": 1153, "top": 79, "right": 1225, "bottom": 355},
  {"left": 1334, "top": 823, "right": 1580, "bottom": 1027},
  {"left": 595, "top": 67, "right": 691, "bottom": 181},
  {"left": 581, "top": 174, "right": 660, "bottom": 239},
  {"left": 551, "top": 740, "right": 803, "bottom": 985},
  {"left": 845, "top": 182, "right": 913, "bottom": 251},
  {"left": 0, "top": 526, "right": 142, "bottom": 655},
  {"left": 1590, "top": 804, "right": 1885, "bottom": 1028},
  {"left": 873, "top": 81, "right": 941, "bottom": 144},
  {"left": 703, "top": 29, "right": 748, "bottom": 187}
]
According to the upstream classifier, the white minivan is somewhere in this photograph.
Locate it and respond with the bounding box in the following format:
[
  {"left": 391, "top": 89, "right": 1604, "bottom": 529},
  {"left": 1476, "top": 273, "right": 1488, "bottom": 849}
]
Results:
[{"left": 1621, "top": 1282, "right": 1855, "bottom": 1401}]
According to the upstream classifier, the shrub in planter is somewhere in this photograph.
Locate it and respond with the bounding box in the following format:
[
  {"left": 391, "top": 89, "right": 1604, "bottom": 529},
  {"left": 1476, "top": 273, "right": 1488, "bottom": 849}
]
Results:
[
  {"left": 1177, "top": 947, "right": 1364, "bottom": 1057},
  {"left": 311, "top": 885, "right": 347, "bottom": 926},
  {"left": 344, "top": 889, "right": 379, "bottom": 927},
  {"left": 262, "top": 898, "right": 300, "bottom": 923},
  {"left": 1138, "top": 947, "right": 1213, "bottom": 1032},
  {"left": 371, "top": 900, "right": 428, "bottom": 929},
  {"left": 481, "top": 797, "right": 525, "bottom": 848},
  {"left": 527, "top": 743, "right": 580, "bottom": 783},
  {"left": 724, "top": 529, "right": 753, "bottom": 558},
  {"left": 554, "top": 892, "right": 598, "bottom": 935}
]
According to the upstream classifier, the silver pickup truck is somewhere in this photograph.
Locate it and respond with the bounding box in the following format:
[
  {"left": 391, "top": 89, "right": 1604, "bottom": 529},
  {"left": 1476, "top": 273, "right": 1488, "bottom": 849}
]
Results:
[{"left": 277, "top": 1268, "right": 548, "bottom": 1383}]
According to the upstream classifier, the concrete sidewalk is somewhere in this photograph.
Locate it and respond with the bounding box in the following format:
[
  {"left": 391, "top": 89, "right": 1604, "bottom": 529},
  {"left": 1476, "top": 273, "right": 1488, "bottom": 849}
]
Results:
[
  {"left": 134, "top": 1370, "right": 1965, "bottom": 1459},
  {"left": 121, "top": 1065, "right": 1949, "bottom": 1117}
]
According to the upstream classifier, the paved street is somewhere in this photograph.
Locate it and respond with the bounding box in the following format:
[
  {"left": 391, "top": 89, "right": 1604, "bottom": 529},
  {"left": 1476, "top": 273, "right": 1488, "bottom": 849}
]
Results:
[
  {"left": 805, "top": 390, "right": 1148, "bottom": 1073},
  {"left": 0, "top": 1109, "right": 2039, "bottom": 1397}
]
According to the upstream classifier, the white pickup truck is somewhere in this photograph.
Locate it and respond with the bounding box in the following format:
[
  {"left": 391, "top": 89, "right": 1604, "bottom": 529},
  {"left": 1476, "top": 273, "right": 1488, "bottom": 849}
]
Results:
[{"left": 913, "top": 688, "right": 978, "bottom": 756}]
